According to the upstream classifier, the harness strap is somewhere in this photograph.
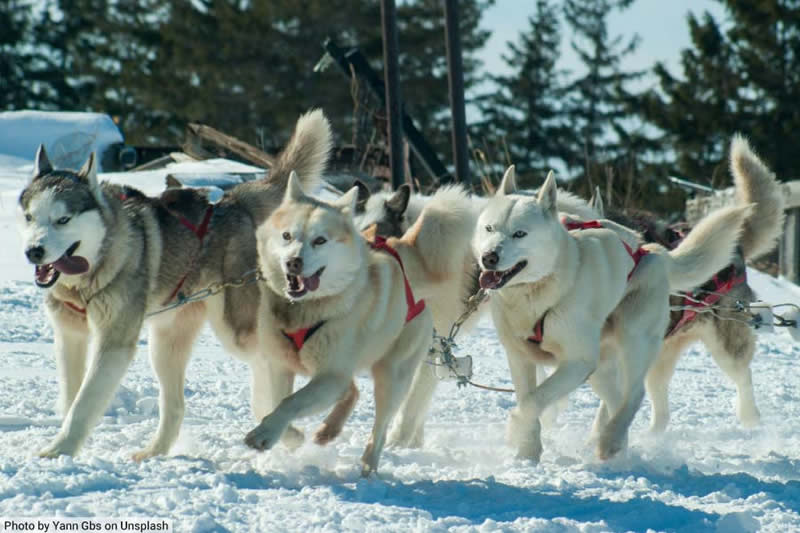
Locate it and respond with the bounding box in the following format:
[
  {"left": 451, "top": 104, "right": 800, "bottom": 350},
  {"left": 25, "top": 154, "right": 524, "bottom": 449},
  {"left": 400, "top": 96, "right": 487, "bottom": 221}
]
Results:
[
  {"left": 64, "top": 301, "right": 86, "bottom": 315},
  {"left": 562, "top": 218, "right": 649, "bottom": 280},
  {"left": 666, "top": 265, "right": 747, "bottom": 337},
  {"left": 164, "top": 206, "right": 215, "bottom": 305},
  {"left": 282, "top": 321, "right": 326, "bottom": 351},
  {"left": 527, "top": 311, "right": 548, "bottom": 344},
  {"left": 369, "top": 235, "right": 426, "bottom": 323}
]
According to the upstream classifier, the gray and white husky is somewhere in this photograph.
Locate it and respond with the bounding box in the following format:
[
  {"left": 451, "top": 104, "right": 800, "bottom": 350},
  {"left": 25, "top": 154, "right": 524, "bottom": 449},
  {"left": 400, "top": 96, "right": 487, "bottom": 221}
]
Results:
[{"left": 18, "top": 110, "right": 332, "bottom": 458}]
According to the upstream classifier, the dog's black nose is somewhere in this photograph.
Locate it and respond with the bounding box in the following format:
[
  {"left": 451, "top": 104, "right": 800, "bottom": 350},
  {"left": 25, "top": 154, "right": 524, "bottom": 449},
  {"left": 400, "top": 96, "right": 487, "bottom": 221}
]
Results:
[
  {"left": 26, "top": 245, "right": 45, "bottom": 263},
  {"left": 482, "top": 251, "right": 499, "bottom": 270},
  {"left": 286, "top": 257, "right": 303, "bottom": 275}
]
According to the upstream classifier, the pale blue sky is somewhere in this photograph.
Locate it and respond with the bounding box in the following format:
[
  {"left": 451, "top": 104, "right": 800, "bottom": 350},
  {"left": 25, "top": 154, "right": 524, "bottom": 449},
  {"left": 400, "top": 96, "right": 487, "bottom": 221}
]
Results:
[{"left": 478, "top": 0, "right": 727, "bottom": 84}]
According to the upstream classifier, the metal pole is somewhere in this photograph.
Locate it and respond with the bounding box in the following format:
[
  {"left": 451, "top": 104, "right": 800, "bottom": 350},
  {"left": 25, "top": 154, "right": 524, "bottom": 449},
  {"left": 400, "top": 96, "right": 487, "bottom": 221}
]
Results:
[
  {"left": 443, "top": 0, "right": 469, "bottom": 184},
  {"left": 380, "top": 0, "right": 404, "bottom": 190}
]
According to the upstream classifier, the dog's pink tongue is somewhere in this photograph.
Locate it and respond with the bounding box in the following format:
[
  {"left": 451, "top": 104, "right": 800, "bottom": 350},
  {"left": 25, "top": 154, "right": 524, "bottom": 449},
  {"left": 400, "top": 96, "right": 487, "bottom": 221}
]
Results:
[
  {"left": 479, "top": 271, "right": 502, "bottom": 290},
  {"left": 305, "top": 273, "right": 321, "bottom": 292},
  {"left": 53, "top": 255, "right": 89, "bottom": 275}
]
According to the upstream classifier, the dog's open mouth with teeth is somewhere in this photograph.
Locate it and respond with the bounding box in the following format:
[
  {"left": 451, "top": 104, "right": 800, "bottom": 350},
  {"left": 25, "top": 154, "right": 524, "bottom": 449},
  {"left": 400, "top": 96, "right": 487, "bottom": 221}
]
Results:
[
  {"left": 34, "top": 241, "right": 90, "bottom": 288},
  {"left": 286, "top": 267, "right": 325, "bottom": 298},
  {"left": 479, "top": 260, "right": 528, "bottom": 290}
]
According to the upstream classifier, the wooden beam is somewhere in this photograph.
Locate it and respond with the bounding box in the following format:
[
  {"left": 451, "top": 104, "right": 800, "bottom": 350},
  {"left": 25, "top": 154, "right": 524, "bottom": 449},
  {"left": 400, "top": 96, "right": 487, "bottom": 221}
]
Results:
[{"left": 184, "top": 123, "right": 275, "bottom": 168}]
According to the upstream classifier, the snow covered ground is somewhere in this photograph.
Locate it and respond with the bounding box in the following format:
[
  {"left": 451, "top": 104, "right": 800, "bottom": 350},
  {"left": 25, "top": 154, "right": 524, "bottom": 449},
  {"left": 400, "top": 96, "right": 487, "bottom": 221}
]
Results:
[{"left": 2, "top": 163, "right": 800, "bottom": 532}]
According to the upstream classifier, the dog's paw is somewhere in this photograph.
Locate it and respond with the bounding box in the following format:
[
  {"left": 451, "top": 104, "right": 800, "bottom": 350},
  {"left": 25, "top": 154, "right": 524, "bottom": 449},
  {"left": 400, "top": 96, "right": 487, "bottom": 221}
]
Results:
[
  {"left": 360, "top": 445, "right": 380, "bottom": 477},
  {"left": 515, "top": 439, "right": 543, "bottom": 463},
  {"left": 738, "top": 405, "right": 761, "bottom": 429},
  {"left": 131, "top": 447, "right": 165, "bottom": 462},
  {"left": 596, "top": 431, "right": 627, "bottom": 461},
  {"left": 282, "top": 425, "right": 305, "bottom": 450},
  {"left": 312, "top": 422, "right": 341, "bottom": 446},
  {"left": 245, "top": 417, "right": 285, "bottom": 451},
  {"left": 38, "top": 437, "right": 79, "bottom": 458}
]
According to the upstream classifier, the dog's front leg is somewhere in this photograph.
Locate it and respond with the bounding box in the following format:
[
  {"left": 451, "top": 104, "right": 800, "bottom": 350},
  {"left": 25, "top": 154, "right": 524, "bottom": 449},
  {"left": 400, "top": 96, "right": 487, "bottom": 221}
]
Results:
[
  {"left": 52, "top": 318, "right": 89, "bottom": 417},
  {"left": 249, "top": 357, "right": 304, "bottom": 450},
  {"left": 133, "top": 304, "right": 206, "bottom": 461},
  {"left": 244, "top": 372, "right": 351, "bottom": 452},
  {"left": 505, "top": 342, "right": 544, "bottom": 461},
  {"left": 39, "top": 324, "right": 139, "bottom": 458}
]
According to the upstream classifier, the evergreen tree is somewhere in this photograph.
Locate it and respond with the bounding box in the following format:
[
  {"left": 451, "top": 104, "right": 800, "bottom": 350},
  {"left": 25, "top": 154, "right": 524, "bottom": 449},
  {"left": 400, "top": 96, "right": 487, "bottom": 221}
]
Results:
[
  {"left": 477, "top": 0, "right": 568, "bottom": 186},
  {"left": 561, "top": 0, "right": 646, "bottom": 191}
]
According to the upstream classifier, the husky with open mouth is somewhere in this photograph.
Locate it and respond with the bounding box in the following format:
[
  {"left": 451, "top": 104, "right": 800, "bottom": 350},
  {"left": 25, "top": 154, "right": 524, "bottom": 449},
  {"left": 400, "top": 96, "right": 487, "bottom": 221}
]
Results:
[
  {"left": 17, "top": 110, "right": 333, "bottom": 459},
  {"left": 472, "top": 166, "right": 752, "bottom": 461},
  {"left": 245, "top": 172, "right": 481, "bottom": 475}
]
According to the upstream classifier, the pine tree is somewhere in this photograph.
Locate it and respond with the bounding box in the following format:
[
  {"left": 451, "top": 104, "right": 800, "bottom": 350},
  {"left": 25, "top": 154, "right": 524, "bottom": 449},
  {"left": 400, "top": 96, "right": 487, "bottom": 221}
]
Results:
[
  {"left": 477, "top": 0, "right": 567, "bottom": 186},
  {"left": 641, "top": 0, "right": 800, "bottom": 187},
  {"left": 561, "top": 0, "right": 646, "bottom": 192}
]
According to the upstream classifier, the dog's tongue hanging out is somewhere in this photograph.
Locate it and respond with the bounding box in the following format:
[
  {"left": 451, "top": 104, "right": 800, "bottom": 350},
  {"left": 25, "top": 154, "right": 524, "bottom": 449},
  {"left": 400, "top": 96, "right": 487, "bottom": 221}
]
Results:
[
  {"left": 479, "top": 271, "right": 503, "bottom": 289},
  {"left": 53, "top": 255, "right": 89, "bottom": 275}
]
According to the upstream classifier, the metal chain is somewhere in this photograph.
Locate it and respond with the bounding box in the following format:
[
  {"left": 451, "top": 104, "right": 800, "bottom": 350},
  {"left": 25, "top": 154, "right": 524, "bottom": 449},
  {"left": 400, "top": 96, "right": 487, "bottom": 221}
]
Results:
[
  {"left": 428, "top": 288, "right": 515, "bottom": 393},
  {"left": 146, "top": 268, "right": 264, "bottom": 317}
]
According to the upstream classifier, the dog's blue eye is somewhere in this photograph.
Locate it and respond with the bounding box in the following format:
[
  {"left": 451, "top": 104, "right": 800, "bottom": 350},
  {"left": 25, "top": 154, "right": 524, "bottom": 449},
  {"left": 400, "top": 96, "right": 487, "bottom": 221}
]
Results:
[
  {"left": 57, "top": 216, "right": 71, "bottom": 225},
  {"left": 513, "top": 230, "right": 527, "bottom": 239},
  {"left": 282, "top": 232, "right": 291, "bottom": 241},
  {"left": 485, "top": 225, "right": 493, "bottom": 233},
  {"left": 313, "top": 236, "right": 327, "bottom": 246}
]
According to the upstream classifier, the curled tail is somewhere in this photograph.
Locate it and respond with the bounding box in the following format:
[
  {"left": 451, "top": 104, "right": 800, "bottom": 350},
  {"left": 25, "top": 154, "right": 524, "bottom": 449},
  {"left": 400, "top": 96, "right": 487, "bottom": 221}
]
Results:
[
  {"left": 730, "top": 134, "right": 785, "bottom": 259},
  {"left": 663, "top": 204, "right": 753, "bottom": 292},
  {"left": 267, "top": 108, "right": 332, "bottom": 191}
]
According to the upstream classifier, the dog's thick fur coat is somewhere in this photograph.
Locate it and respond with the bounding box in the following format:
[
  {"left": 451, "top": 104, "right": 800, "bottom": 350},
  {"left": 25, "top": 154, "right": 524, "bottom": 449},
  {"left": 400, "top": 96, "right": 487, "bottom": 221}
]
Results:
[{"left": 18, "top": 110, "right": 332, "bottom": 458}]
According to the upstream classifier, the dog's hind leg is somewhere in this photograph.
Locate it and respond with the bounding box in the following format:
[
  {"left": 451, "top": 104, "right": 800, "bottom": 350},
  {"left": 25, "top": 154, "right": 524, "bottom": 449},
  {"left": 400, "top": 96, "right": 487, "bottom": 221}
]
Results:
[
  {"left": 645, "top": 334, "right": 693, "bottom": 433},
  {"left": 133, "top": 303, "right": 206, "bottom": 461},
  {"left": 707, "top": 324, "right": 760, "bottom": 427},
  {"left": 39, "top": 317, "right": 142, "bottom": 457},
  {"left": 597, "top": 334, "right": 662, "bottom": 460},
  {"left": 314, "top": 381, "right": 359, "bottom": 445},
  {"left": 588, "top": 357, "right": 623, "bottom": 440},
  {"left": 387, "top": 358, "right": 437, "bottom": 448},
  {"left": 362, "top": 332, "right": 429, "bottom": 476}
]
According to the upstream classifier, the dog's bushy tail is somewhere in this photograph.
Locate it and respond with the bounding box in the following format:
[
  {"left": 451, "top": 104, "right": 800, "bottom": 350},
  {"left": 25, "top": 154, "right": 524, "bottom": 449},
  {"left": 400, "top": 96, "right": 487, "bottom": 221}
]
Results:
[
  {"left": 663, "top": 204, "right": 753, "bottom": 292},
  {"left": 268, "top": 109, "right": 333, "bottom": 190},
  {"left": 401, "top": 185, "right": 476, "bottom": 277},
  {"left": 730, "top": 134, "right": 785, "bottom": 260}
]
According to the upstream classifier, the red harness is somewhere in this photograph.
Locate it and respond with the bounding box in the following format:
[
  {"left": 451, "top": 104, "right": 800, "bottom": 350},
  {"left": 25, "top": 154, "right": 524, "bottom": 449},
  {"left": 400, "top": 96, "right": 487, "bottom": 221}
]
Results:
[
  {"left": 280, "top": 236, "right": 425, "bottom": 351},
  {"left": 164, "top": 206, "right": 215, "bottom": 304},
  {"left": 64, "top": 301, "right": 86, "bottom": 315},
  {"left": 666, "top": 263, "right": 746, "bottom": 337},
  {"left": 528, "top": 219, "right": 649, "bottom": 344}
]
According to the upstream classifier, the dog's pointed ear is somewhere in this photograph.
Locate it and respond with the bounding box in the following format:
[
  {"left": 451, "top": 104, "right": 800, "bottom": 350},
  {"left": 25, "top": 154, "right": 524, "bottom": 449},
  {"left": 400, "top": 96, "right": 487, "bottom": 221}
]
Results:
[
  {"left": 78, "top": 152, "right": 107, "bottom": 207},
  {"left": 497, "top": 165, "right": 517, "bottom": 196},
  {"left": 33, "top": 144, "right": 53, "bottom": 178},
  {"left": 284, "top": 170, "right": 307, "bottom": 203},
  {"left": 333, "top": 186, "right": 359, "bottom": 216},
  {"left": 165, "top": 175, "right": 183, "bottom": 189},
  {"left": 537, "top": 170, "right": 558, "bottom": 216},
  {"left": 590, "top": 185, "right": 604, "bottom": 216},
  {"left": 354, "top": 179, "right": 370, "bottom": 214},
  {"left": 385, "top": 184, "right": 410, "bottom": 216}
]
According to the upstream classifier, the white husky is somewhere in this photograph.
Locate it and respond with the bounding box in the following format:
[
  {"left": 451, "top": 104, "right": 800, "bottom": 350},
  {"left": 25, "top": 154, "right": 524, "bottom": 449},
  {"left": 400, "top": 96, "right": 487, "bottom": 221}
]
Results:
[
  {"left": 245, "top": 175, "right": 476, "bottom": 474},
  {"left": 474, "top": 167, "right": 752, "bottom": 460}
]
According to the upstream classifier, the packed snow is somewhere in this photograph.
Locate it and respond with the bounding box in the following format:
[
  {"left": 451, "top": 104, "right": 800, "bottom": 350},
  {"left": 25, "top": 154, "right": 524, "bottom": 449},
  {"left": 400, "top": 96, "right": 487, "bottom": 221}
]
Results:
[{"left": 1, "top": 147, "right": 800, "bottom": 532}]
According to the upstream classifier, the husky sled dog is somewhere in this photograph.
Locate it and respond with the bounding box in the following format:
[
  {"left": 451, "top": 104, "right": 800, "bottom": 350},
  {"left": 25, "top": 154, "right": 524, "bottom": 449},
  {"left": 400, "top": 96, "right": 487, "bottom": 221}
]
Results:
[
  {"left": 18, "top": 110, "right": 331, "bottom": 458},
  {"left": 605, "top": 136, "right": 783, "bottom": 432},
  {"left": 473, "top": 166, "right": 752, "bottom": 460},
  {"left": 352, "top": 180, "right": 611, "bottom": 448},
  {"left": 244, "top": 174, "right": 473, "bottom": 475}
]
